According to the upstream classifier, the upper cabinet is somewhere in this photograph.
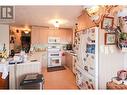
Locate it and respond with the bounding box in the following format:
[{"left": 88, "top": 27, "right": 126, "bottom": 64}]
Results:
[
  {"left": 39, "top": 27, "right": 48, "bottom": 44},
  {"left": 31, "top": 26, "right": 48, "bottom": 44},
  {"left": 77, "top": 11, "right": 96, "bottom": 31},
  {"left": 31, "top": 26, "right": 73, "bottom": 45},
  {"left": 31, "top": 26, "right": 40, "bottom": 44}
]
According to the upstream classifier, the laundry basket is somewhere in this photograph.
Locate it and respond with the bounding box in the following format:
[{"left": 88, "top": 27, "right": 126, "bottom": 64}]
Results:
[{"left": 20, "top": 73, "right": 44, "bottom": 89}]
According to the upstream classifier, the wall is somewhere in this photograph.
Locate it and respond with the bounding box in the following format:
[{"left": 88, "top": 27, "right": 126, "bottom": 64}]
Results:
[
  {"left": 9, "top": 26, "right": 23, "bottom": 51},
  {"left": 0, "top": 24, "right": 9, "bottom": 55},
  {"left": 98, "top": 29, "right": 124, "bottom": 89},
  {"left": 0, "top": 24, "right": 9, "bottom": 88},
  {"left": 77, "top": 10, "right": 96, "bottom": 31},
  {"left": 31, "top": 26, "right": 73, "bottom": 45},
  {"left": 124, "top": 53, "right": 127, "bottom": 68},
  {"left": 98, "top": 7, "right": 125, "bottom": 89},
  {"left": 12, "top": 28, "right": 22, "bottom": 47}
]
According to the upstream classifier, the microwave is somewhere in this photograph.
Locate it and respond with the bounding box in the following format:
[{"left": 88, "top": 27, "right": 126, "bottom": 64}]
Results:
[{"left": 48, "top": 37, "right": 60, "bottom": 44}]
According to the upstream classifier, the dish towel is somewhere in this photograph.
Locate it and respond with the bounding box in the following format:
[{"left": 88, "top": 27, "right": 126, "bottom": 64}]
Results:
[{"left": 0, "top": 62, "right": 9, "bottom": 79}]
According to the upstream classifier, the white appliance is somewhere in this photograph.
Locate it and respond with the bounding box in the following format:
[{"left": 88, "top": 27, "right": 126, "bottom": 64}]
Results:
[
  {"left": 75, "top": 63, "right": 95, "bottom": 89},
  {"left": 47, "top": 37, "right": 62, "bottom": 67},
  {"left": 73, "top": 27, "right": 98, "bottom": 89},
  {"left": 48, "top": 37, "right": 60, "bottom": 44},
  {"left": 48, "top": 57, "right": 61, "bottom": 67}
]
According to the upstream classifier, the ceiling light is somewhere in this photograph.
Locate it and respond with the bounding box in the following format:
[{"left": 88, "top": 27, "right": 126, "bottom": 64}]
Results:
[
  {"left": 22, "top": 25, "right": 31, "bottom": 34},
  {"left": 53, "top": 21, "right": 59, "bottom": 28},
  {"left": 24, "top": 30, "right": 29, "bottom": 34}
]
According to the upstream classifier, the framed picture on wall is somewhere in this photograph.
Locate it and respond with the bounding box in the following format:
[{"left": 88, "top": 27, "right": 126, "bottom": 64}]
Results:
[
  {"left": 105, "top": 33, "right": 116, "bottom": 45},
  {"left": 101, "top": 16, "right": 114, "bottom": 29}
]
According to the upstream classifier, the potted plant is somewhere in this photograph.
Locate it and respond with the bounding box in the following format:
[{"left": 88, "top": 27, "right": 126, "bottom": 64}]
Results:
[
  {"left": 118, "top": 32, "right": 127, "bottom": 49},
  {"left": 119, "top": 32, "right": 127, "bottom": 41}
]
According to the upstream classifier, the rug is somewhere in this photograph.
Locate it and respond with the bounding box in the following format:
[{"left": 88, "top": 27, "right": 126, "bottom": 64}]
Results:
[{"left": 47, "top": 66, "right": 66, "bottom": 72}]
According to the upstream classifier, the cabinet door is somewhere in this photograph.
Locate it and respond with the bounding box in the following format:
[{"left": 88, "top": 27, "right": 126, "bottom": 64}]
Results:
[
  {"left": 65, "top": 53, "right": 73, "bottom": 70},
  {"left": 66, "top": 29, "right": 73, "bottom": 43},
  {"left": 31, "top": 27, "right": 40, "bottom": 44},
  {"left": 39, "top": 27, "right": 48, "bottom": 44},
  {"left": 59, "top": 29, "right": 66, "bottom": 43},
  {"left": 65, "top": 53, "right": 69, "bottom": 68}
]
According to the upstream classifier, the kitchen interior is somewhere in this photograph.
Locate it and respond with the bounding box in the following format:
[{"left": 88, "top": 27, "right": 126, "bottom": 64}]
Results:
[{"left": 0, "top": 5, "right": 127, "bottom": 90}]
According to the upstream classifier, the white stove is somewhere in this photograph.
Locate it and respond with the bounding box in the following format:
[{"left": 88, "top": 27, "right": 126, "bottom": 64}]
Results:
[{"left": 47, "top": 37, "right": 61, "bottom": 67}]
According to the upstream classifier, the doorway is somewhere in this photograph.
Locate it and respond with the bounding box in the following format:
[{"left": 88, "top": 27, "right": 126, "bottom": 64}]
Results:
[{"left": 21, "top": 31, "right": 31, "bottom": 53}]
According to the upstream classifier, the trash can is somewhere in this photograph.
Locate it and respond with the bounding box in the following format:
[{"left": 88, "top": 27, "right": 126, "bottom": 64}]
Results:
[{"left": 20, "top": 73, "right": 44, "bottom": 89}]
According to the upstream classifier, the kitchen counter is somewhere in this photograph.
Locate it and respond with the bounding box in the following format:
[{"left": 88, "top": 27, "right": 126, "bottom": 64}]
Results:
[
  {"left": 64, "top": 50, "right": 77, "bottom": 57},
  {"left": 63, "top": 50, "right": 77, "bottom": 72},
  {"left": 9, "top": 51, "right": 46, "bottom": 89}
]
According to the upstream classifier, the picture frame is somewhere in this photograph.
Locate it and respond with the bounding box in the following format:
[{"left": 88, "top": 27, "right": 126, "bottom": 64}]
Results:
[
  {"left": 105, "top": 33, "right": 116, "bottom": 45},
  {"left": 101, "top": 16, "right": 114, "bottom": 29}
]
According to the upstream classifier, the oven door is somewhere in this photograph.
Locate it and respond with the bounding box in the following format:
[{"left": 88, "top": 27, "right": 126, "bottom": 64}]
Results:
[
  {"left": 48, "top": 52, "right": 61, "bottom": 57},
  {"left": 48, "top": 57, "right": 61, "bottom": 67}
]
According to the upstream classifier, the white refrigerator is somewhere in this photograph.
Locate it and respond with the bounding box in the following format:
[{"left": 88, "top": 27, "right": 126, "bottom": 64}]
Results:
[{"left": 73, "top": 27, "right": 99, "bottom": 89}]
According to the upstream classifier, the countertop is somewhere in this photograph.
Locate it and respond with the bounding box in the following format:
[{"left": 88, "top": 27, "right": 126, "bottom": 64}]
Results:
[{"left": 64, "top": 50, "right": 77, "bottom": 57}]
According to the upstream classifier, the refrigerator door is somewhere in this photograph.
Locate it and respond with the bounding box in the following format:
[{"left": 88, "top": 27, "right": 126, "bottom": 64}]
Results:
[
  {"left": 81, "top": 73, "right": 95, "bottom": 89},
  {"left": 74, "top": 27, "right": 99, "bottom": 89},
  {"left": 80, "top": 27, "right": 98, "bottom": 77},
  {"left": 75, "top": 64, "right": 83, "bottom": 89},
  {"left": 75, "top": 64, "right": 95, "bottom": 89}
]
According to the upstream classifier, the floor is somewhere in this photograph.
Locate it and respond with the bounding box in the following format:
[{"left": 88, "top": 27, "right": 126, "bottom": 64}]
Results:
[
  {"left": 42, "top": 66, "right": 79, "bottom": 89},
  {"left": 0, "top": 66, "right": 78, "bottom": 90}
]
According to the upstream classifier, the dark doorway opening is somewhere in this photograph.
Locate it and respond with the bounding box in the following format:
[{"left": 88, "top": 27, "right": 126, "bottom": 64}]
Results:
[{"left": 21, "top": 31, "right": 31, "bottom": 53}]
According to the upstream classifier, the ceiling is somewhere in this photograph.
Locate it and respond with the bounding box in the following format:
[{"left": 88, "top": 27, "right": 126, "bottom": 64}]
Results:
[{"left": 12, "top": 6, "right": 83, "bottom": 28}]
